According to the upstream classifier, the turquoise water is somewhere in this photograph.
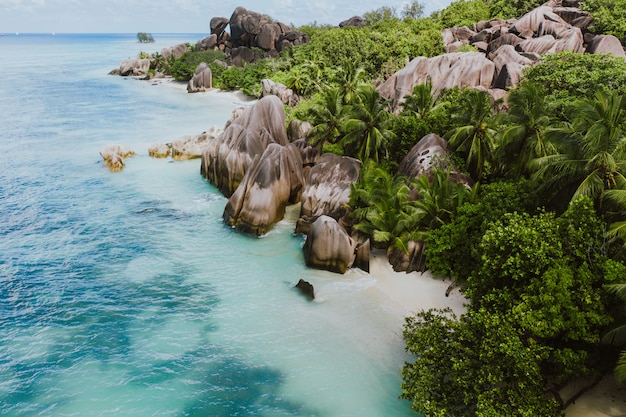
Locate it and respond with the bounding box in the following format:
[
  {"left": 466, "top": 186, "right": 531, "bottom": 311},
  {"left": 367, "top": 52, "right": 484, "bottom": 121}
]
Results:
[{"left": 0, "top": 34, "right": 415, "bottom": 416}]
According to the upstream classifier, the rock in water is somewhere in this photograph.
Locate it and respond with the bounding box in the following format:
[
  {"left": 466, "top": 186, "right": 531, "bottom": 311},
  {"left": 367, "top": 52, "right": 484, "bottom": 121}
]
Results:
[
  {"left": 295, "top": 279, "right": 315, "bottom": 300},
  {"left": 201, "top": 95, "right": 288, "bottom": 197},
  {"left": 100, "top": 144, "right": 135, "bottom": 172},
  {"left": 303, "top": 216, "right": 356, "bottom": 274},
  {"left": 223, "top": 143, "right": 303, "bottom": 236}
]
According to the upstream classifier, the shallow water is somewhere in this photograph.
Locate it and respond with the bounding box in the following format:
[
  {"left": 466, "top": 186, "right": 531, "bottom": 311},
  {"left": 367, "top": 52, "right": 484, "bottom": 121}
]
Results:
[{"left": 0, "top": 33, "right": 415, "bottom": 416}]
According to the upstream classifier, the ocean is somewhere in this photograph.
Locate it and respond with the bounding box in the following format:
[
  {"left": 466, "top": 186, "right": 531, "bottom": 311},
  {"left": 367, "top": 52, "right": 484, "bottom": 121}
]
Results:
[{"left": 0, "top": 33, "right": 416, "bottom": 416}]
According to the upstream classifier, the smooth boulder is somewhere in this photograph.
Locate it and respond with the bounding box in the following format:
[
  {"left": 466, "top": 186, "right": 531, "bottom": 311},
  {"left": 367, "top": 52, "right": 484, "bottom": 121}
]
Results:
[
  {"left": 303, "top": 216, "right": 356, "bottom": 274},
  {"left": 223, "top": 143, "right": 303, "bottom": 236},
  {"left": 201, "top": 95, "right": 288, "bottom": 196},
  {"left": 187, "top": 63, "right": 213, "bottom": 93},
  {"left": 297, "top": 153, "right": 361, "bottom": 233},
  {"left": 100, "top": 144, "right": 135, "bottom": 172}
]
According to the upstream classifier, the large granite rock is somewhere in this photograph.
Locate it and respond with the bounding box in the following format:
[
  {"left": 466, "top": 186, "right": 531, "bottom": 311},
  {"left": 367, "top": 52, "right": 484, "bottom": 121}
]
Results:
[
  {"left": 171, "top": 127, "right": 222, "bottom": 160},
  {"left": 378, "top": 52, "right": 495, "bottom": 113},
  {"left": 187, "top": 63, "right": 213, "bottom": 93},
  {"left": 396, "top": 134, "right": 448, "bottom": 179},
  {"left": 195, "top": 34, "right": 218, "bottom": 51},
  {"left": 230, "top": 6, "right": 270, "bottom": 49},
  {"left": 201, "top": 95, "right": 288, "bottom": 197},
  {"left": 339, "top": 16, "right": 366, "bottom": 28},
  {"left": 388, "top": 241, "right": 426, "bottom": 273},
  {"left": 297, "top": 153, "right": 361, "bottom": 234},
  {"left": 586, "top": 34, "right": 626, "bottom": 58},
  {"left": 303, "top": 215, "right": 356, "bottom": 274},
  {"left": 161, "top": 43, "right": 187, "bottom": 61},
  {"left": 223, "top": 143, "right": 303, "bottom": 236},
  {"left": 210, "top": 17, "right": 229, "bottom": 36},
  {"left": 261, "top": 79, "right": 298, "bottom": 106},
  {"left": 118, "top": 59, "right": 150, "bottom": 76}
]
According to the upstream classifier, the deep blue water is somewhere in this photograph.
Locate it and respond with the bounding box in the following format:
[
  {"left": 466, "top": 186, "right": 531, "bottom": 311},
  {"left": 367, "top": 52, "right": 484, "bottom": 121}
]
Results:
[{"left": 0, "top": 33, "right": 415, "bottom": 416}]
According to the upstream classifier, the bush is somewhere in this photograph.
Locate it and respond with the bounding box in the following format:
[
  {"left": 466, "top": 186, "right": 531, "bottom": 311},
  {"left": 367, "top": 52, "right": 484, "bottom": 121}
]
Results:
[{"left": 167, "top": 50, "right": 227, "bottom": 82}]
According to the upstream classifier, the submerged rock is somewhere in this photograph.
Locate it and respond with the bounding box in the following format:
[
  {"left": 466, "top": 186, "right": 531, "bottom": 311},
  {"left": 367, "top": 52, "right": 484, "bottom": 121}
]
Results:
[{"left": 295, "top": 279, "right": 315, "bottom": 300}]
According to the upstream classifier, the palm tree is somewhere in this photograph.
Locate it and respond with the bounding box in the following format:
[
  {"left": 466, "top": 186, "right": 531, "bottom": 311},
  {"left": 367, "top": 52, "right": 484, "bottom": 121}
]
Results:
[
  {"left": 337, "top": 63, "right": 367, "bottom": 105},
  {"left": 444, "top": 89, "right": 498, "bottom": 180},
  {"left": 496, "top": 82, "right": 557, "bottom": 176},
  {"left": 603, "top": 283, "right": 626, "bottom": 385},
  {"left": 532, "top": 90, "right": 626, "bottom": 206},
  {"left": 350, "top": 162, "right": 422, "bottom": 249},
  {"left": 305, "top": 87, "right": 346, "bottom": 148},
  {"left": 402, "top": 82, "right": 442, "bottom": 119},
  {"left": 340, "top": 85, "right": 396, "bottom": 163}
]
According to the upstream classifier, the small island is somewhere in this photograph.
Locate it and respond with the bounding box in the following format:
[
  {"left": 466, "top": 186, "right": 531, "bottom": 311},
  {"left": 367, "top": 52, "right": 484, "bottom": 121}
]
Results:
[{"left": 136, "top": 32, "right": 154, "bottom": 43}]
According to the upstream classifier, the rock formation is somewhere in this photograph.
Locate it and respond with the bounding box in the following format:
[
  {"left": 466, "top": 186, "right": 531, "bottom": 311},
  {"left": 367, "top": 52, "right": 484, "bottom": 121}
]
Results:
[
  {"left": 295, "top": 279, "right": 315, "bottom": 300},
  {"left": 223, "top": 143, "right": 303, "bottom": 236},
  {"left": 201, "top": 95, "right": 288, "bottom": 197},
  {"left": 339, "top": 16, "right": 367, "bottom": 28},
  {"left": 261, "top": 79, "right": 299, "bottom": 106},
  {"left": 100, "top": 145, "right": 135, "bottom": 172},
  {"left": 303, "top": 215, "right": 356, "bottom": 274},
  {"left": 396, "top": 134, "right": 448, "bottom": 179},
  {"left": 117, "top": 59, "right": 150, "bottom": 76},
  {"left": 161, "top": 43, "right": 188, "bottom": 61},
  {"left": 187, "top": 63, "right": 213, "bottom": 93},
  {"left": 297, "top": 153, "right": 361, "bottom": 234},
  {"left": 148, "top": 143, "right": 170, "bottom": 158},
  {"left": 380, "top": 1, "right": 624, "bottom": 113}
]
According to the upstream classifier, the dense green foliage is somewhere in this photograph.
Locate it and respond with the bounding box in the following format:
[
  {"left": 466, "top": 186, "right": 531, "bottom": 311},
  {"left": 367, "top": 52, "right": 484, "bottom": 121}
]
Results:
[
  {"left": 432, "top": 0, "right": 490, "bottom": 28},
  {"left": 167, "top": 50, "right": 226, "bottom": 82},
  {"left": 580, "top": 0, "right": 626, "bottom": 38},
  {"left": 521, "top": 52, "right": 626, "bottom": 107},
  {"left": 406, "top": 198, "right": 617, "bottom": 416},
  {"left": 488, "top": 0, "right": 545, "bottom": 19}
]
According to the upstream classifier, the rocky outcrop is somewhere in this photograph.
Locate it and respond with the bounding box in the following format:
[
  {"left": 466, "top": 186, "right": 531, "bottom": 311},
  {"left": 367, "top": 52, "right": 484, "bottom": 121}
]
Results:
[
  {"left": 100, "top": 145, "right": 135, "bottom": 172},
  {"left": 339, "top": 16, "right": 366, "bottom": 28},
  {"left": 297, "top": 153, "right": 361, "bottom": 234},
  {"left": 303, "top": 215, "right": 356, "bottom": 274},
  {"left": 201, "top": 95, "right": 288, "bottom": 197},
  {"left": 586, "top": 35, "right": 626, "bottom": 58},
  {"left": 378, "top": 52, "right": 496, "bottom": 112},
  {"left": 195, "top": 34, "right": 218, "bottom": 51},
  {"left": 261, "top": 79, "right": 298, "bottom": 106},
  {"left": 396, "top": 134, "right": 448, "bottom": 179},
  {"left": 388, "top": 241, "right": 426, "bottom": 273},
  {"left": 187, "top": 63, "right": 213, "bottom": 93},
  {"left": 381, "top": 2, "right": 623, "bottom": 112},
  {"left": 223, "top": 143, "right": 303, "bottom": 236},
  {"left": 295, "top": 279, "right": 315, "bottom": 300},
  {"left": 287, "top": 121, "right": 313, "bottom": 143},
  {"left": 117, "top": 59, "right": 150, "bottom": 76},
  {"left": 161, "top": 43, "right": 188, "bottom": 61},
  {"left": 171, "top": 127, "right": 222, "bottom": 160},
  {"left": 148, "top": 143, "right": 171, "bottom": 158},
  {"left": 210, "top": 17, "right": 229, "bottom": 37}
]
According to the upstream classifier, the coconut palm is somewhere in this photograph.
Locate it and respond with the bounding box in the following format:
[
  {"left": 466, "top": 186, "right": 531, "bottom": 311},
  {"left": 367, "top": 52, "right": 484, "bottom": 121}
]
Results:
[
  {"left": 337, "top": 62, "right": 368, "bottom": 105},
  {"left": 402, "top": 82, "right": 442, "bottom": 119},
  {"left": 340, "top": 85, "right": 396, "bottom": 163},
  {"left": 496, "top": 82, "right": 557, "bottom": 176},
  {"left": 305, "top": 87, "right": 346, "bottom": 148},
  {"left": 532, "top": 90, "right": 626, "bottom": 206},
  {"left": 350, "top": 162, "right": 422, "bottom": 248},
  {"left": 444, "top": 89, "right": 498, "bottom": 180}
]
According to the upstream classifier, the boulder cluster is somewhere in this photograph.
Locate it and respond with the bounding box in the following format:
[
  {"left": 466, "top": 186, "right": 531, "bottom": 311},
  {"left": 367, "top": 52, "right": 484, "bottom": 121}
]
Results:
[
  {"left": 198, "top": 95, "right": 369, "bottom": 273},
  {"left": 379, "top": 0, "right": 626, "bottom": 113}
]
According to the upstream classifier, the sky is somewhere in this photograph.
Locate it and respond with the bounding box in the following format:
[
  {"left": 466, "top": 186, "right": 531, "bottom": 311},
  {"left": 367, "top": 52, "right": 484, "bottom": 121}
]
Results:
[{"left": 0, "top": 0, "right": 454, "bottom": 33}]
